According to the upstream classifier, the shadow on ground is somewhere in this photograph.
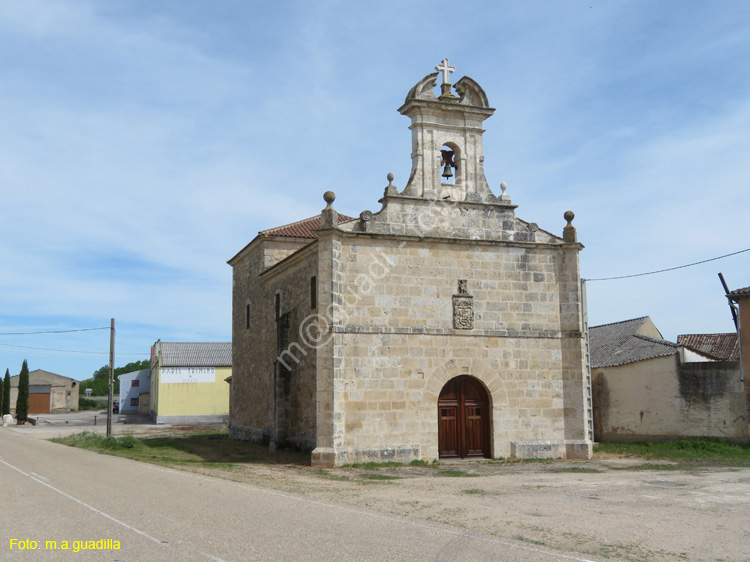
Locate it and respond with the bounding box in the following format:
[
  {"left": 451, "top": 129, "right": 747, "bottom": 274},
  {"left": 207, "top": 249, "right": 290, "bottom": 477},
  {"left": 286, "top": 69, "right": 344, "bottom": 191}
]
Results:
[{"left": 134, "top": 431, "right": 310, "bottom": 466}]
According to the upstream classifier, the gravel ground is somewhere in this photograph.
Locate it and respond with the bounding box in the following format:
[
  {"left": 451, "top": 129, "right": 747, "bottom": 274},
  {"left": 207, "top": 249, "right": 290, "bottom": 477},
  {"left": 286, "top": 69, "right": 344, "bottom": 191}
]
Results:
[{"left": 189, "top": 456, "right": 750, "bottom": 562}]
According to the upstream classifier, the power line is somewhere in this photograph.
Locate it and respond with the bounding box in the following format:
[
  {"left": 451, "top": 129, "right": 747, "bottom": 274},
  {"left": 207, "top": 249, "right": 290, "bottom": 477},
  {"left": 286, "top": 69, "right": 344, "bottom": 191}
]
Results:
[
  {"left": 0, "top": 343, "right": 106, "bottom": 355},
  {"left": 0, "top": 327, "right": 110, "bottom": 336},
  {"left": 585, "top": 247, "right": 750, "bottom": 282},
  {"left": 0, "top": 343, "right": 143, "bottom": 356}
]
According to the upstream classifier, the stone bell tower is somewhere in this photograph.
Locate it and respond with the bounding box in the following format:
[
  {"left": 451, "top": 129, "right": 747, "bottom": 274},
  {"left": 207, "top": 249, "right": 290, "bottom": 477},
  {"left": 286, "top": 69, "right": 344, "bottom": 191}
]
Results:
[{"left": 398, "top": 58, "right": 497, "bottom": 203}]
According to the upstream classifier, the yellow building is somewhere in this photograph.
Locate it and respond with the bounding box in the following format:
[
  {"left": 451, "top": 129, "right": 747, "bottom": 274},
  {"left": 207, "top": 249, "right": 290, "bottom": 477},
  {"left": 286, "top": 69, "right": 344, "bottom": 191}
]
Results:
[{"left": 150, "top": 341, "right": 231, "bottom": 424}]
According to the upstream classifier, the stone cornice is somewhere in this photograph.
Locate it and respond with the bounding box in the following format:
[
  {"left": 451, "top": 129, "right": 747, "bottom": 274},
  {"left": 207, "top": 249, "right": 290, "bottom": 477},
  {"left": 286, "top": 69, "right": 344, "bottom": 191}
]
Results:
[
  {"left": 333, "top": 228, "right": 584, "bottom": 251},
  {"left": 397, "top": 98, "right": 495, "bottom": 120},
  {"left": 332, "top": 325, "right": 583, "bottom": 339},
  {"left": 378, "top": 193, "right": 518, "bottom": 211}
]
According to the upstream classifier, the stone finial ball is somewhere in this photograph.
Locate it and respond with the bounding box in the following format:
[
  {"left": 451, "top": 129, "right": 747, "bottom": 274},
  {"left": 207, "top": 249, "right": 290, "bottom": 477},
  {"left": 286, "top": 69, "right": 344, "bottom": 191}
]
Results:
[
  {"left": 323, "top": 191, "right": 336, "bottom": 204},
  {"left": 564, "top": 210, "right": 575, "bottom": 223},
  {"left": 500, "top": 181, "right": 507, "bottom": 192},
  {"left": 387, "top": 172, "right": 394, "bottom": 182}
]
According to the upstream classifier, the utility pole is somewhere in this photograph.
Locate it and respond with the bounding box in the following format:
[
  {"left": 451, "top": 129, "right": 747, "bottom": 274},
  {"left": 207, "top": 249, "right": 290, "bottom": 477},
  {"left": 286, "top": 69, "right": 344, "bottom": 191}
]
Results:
[
  {"left": 719, "top": 273, "right": 744, "bottom": 383},
  {"left": 718, "top": 273, "right": 739, "bottom": 331},
  {"left": 107, "top": 318, "right": 115, "bottom": 437}
]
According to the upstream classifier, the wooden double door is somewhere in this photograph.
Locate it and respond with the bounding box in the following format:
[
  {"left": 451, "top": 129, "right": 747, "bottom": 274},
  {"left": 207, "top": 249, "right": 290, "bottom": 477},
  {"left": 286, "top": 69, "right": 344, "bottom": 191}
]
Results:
[{"left": 438, "top": 376, "right": 491, "bottom": 459}]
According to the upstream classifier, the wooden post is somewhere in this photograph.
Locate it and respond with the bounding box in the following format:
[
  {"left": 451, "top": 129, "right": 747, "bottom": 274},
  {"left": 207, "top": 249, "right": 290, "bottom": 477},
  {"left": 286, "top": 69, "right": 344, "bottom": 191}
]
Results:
[{"left": 107, "top": 318, "right": 115, "bottom": 437}]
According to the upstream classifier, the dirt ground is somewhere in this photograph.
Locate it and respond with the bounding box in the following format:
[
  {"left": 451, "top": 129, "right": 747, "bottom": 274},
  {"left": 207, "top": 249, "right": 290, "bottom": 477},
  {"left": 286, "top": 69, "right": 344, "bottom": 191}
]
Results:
[
  {"left": 186, "top": 457, "right": 748, "bottom": 562},
  {"left": 12, "top": 417, "right": 750, "bottom": 562}
]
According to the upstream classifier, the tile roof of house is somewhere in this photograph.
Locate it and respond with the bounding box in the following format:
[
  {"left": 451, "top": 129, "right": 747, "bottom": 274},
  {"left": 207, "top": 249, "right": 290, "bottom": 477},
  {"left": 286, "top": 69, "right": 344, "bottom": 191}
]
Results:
[
  {"left": 259, "top": 214, "right": 354, "bottom": 239},
  {"left": 676, "top": 333, "right": 739, "bottom": 361},
  {"left": 160, "top": 342, "right": 231, "bottom": 367},
  {"left": 228, "top": 214, "right": 356, "bottom": 266},
  {"left": 590, "top": 317, "right": 678, "bottom": 369},
  {"left": 729, "top": 286, "right": 750, "bottom": 298}
]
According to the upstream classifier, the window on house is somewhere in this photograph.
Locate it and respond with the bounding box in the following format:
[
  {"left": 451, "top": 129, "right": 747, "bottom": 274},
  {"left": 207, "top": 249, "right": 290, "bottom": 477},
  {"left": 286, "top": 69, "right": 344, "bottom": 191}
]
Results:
[
  {"left": 132, "top": 380, "right": 140, "bottom": 387},
  {"left": 130, "top": 398, "right": 139, "bottom": 407},
  {"left": 310, "top": 276, "right": 317, "bottom": 309},
  {"left": 275, "top": 293, "right": 281, "bottom": 321}
]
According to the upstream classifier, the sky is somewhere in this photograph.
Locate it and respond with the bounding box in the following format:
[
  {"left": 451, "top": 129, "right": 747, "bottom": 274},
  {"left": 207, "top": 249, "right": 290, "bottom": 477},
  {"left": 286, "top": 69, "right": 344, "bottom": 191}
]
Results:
[{"left": 1, "top": 0, "right": 748, "bottom": 381}]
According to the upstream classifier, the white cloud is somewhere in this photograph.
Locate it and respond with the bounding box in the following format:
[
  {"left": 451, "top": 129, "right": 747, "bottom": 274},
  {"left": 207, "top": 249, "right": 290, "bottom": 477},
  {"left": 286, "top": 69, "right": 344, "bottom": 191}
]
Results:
[{"left": 2, "top": 0, "right": 749, "bottom": 378}]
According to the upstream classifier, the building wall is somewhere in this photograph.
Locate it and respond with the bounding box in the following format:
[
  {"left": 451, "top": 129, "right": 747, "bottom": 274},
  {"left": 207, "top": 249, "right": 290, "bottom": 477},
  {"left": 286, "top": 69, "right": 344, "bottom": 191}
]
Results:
[
  {"left": 138, "top": 392, "right": 150, "bottom": 414},
  {"left": 9, "top": 370, "right": 79, "bottom": 413},
  {"left": 229, "top": 237, "right": 315, "bottom": 444},
  {"left": 737, "top": 297, "right": 750, "bottom": 415},
  {"left": 153, "top": 366, "right": 231, "bottom": 424},
  {"left": 313, "top": 234, "right": 589, "bottom": 465},
  {"left": 263, "top": 252, "right": 319, "bottom": 450},
  {"left": 593, "top": 355, "right": 749, "bottom": 442},
  {"left": 118, "top": 369, "right": 151, "bottom": 414},
  {"left": 231, "top": 225, "right": 591, "bottom": 465}
]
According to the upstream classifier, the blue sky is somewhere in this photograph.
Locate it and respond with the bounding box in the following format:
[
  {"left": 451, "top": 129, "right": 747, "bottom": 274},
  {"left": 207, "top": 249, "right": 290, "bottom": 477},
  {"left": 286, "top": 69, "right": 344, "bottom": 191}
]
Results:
[{"left": 1, "top": 0, "right": 748, "bottom": 381}]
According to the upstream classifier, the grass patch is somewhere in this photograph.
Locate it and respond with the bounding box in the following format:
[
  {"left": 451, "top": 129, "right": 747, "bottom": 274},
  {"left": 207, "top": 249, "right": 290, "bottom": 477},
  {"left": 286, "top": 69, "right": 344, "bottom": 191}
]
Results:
[
  {"left": 608, "top": 463, "right": 682, "bottom": 471},
  {"left": 51, "top": 430, "right": 309, "bottom": 467},
  {"left": 595, "top": 439, "right": 750, "bottom": 465},
  {"left": 557, "top": 467, "right": 604, "bottom": 473},
  {"left": 408, "top": 459, "right": 431, "bottom": 466},
  {"left": 51, "top": 431, "right": 136, "bottom": 450},
  {"left": 362, "top": 473, "right": 401, "bottom": 481},
  {"left": 513, "top": 535, "right": 546, "bottom": 546},
  {"left": 312, "top": 469, "right": 350, "bottom": 481},
  {"left": 343, "top": 461, "right": 404, "bottom": 469},
  {"left": 485, "top": 457, "right": 557, "bottom": 465},
  {"left": 436, "top": 470, "right": 480, "bottom": 477}
]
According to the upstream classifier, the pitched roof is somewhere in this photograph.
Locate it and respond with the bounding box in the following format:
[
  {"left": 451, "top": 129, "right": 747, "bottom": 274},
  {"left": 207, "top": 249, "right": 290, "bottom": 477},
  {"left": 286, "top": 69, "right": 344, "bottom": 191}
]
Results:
[
  {"left": 676, "top": 333, "right": 739, "bottom": 361},
  {"left": 590, "top": 317, "right": 678, "bottom": 369},
  {"left": 729, "top": 286, "right": 750, "bottom": 299},
  {"left": 229, "top": 213, "right": 356, "bottom": 266},
  {"left": 159, "top": 342, "right": 231, "bottom": 367},
  {"left": 9, "top": 369, "right": 74, "bottom": 384},
  {"left": 259, "top": 214, "right": 354, "bottom": 239}
]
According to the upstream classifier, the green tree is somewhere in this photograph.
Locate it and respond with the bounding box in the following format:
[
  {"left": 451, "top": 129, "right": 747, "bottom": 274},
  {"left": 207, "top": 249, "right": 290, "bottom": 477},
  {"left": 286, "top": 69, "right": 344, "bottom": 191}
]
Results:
[
  {"left": 16, "top": 360, "right": 29, "bottom": 423},
  {"left": 77, "top": 359, "right": 150, "bottom": 396},
  {"left": 2, "top": 369, "right": 10, "bottom": 415},
  {"left": 0, "top": 369, "right": 4, "bottom": 416}
]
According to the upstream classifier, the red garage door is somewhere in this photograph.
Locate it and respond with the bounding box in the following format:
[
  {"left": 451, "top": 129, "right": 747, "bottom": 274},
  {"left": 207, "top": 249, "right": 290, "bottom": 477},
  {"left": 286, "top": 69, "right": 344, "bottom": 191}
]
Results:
[{"left": 29, "top": 385, "right": 51, "bottom": 414}]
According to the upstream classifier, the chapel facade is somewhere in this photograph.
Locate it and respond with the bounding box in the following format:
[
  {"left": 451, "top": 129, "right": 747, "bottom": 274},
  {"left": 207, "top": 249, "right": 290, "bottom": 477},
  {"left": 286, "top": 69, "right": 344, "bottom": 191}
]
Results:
[{"left": 228, "top": 61, "right": 593, "bottom": 466}]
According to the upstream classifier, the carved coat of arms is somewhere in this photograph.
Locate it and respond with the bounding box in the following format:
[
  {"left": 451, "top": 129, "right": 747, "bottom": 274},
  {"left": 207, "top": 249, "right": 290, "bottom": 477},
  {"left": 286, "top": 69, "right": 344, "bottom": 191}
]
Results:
[{"left": 452, "top": 280, "right": 474, "bottom": 330}]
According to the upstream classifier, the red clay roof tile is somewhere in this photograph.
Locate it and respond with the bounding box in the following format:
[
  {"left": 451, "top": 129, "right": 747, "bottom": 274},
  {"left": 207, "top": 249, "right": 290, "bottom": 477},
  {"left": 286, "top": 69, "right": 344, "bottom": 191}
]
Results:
[
  {"left": 260, "top": 214, "right": 354, "bottom": 239},
  {"left": 676, "top": 333, "right": 739, "bottom": 361}
]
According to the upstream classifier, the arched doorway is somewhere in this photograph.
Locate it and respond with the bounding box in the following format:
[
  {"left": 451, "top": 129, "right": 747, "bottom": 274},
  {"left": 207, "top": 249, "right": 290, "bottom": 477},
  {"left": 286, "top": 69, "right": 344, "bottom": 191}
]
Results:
[{"left": 438, "top": 375, "right": 491, "bottom": 459}]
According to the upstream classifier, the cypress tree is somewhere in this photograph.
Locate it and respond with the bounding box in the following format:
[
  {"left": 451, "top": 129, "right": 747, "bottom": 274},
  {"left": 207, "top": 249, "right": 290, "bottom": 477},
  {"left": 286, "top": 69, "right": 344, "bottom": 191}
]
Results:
[
  {"left": 16, "top": 360, "right": 29, "bottom": 423},
  {"left": 2, "top": 369, "right": 10, "bottom": 415},
  {"left": 0, "top": 369, "right": 3, "bottom": 416}
]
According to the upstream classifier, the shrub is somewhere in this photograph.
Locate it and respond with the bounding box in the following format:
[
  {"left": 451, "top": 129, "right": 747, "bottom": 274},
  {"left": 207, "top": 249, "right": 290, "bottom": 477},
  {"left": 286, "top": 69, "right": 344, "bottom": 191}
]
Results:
[{"left": 78, "top": 398, "right": 101, "bottom": 410}]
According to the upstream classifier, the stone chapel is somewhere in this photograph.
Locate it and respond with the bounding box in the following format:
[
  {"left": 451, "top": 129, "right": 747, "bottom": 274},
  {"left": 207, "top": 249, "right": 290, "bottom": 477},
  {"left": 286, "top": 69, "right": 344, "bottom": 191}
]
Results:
[{"left": 228, "top": 61, "right": 593, "bottom": 467}]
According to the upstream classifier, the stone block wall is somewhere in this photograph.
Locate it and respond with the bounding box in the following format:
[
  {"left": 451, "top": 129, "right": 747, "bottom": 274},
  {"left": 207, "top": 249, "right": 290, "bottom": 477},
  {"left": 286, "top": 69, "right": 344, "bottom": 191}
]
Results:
[
  {"left": 262, "top": 247, "right": 319, "bottom": 450},
  {"left": 331, "top": 332, "right": 576, "bottom": 462},
  {"left": 336, "top": 236, "right": 571, "bottom": 336},
  {"left": 229, "top": 237, "right": 316, "bottom": 445},
  {"left": 315, "top": 232, "right": 590, "bottom": 465}
]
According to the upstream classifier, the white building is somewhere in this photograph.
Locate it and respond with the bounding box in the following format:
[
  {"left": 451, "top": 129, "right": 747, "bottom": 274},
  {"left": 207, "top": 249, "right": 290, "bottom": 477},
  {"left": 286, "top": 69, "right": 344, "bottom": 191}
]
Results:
[{"left": 118, "top": 368, "right": 151, "bottom": 414}]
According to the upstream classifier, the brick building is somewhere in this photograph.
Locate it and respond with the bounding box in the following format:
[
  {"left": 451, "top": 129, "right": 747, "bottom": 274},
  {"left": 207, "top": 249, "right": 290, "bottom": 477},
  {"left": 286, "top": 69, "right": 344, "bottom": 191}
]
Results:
[{"left": 228, "top": 62, "right": 593, "bottom": 466}]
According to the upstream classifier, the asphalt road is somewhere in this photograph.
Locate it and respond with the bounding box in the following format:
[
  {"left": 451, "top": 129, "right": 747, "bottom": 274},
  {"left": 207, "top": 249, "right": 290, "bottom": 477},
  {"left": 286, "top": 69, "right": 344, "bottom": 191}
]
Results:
[{"left": 0, "top": 428, "right": 611, "bottom": 562}]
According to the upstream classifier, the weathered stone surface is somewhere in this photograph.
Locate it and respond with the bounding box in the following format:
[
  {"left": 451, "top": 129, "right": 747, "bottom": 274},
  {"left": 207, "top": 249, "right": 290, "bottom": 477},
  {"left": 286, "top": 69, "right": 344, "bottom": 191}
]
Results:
[{"left": 228, "top": 64, "right": 592, "bottom": 466}]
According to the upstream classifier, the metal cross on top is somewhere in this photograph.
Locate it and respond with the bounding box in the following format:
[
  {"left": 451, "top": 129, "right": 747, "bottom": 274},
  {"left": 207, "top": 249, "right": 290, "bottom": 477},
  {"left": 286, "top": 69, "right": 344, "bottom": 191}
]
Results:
[{"left": 435, "top": 58, "right": 455, "bottom": 85}]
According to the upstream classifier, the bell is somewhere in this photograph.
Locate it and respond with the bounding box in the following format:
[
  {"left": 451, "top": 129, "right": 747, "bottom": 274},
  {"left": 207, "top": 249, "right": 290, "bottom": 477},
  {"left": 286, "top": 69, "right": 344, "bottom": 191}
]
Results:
[{"left": 442, "top": 162, "right": 453, "bottom": 179}]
